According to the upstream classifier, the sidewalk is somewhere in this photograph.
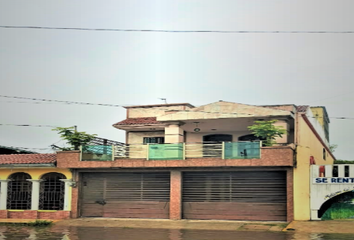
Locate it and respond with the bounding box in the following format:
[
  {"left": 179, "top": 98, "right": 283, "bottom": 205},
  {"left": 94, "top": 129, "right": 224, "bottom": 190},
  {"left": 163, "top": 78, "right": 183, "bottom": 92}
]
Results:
[
  {"left": 54, "top": 218, "right": 287, "bottom": 231},
  {"left": 284, "top": 220, "right": 354, "bottom": 234},
  {"left": 2, "top": 218, "right": 354, "bottom": 234}
]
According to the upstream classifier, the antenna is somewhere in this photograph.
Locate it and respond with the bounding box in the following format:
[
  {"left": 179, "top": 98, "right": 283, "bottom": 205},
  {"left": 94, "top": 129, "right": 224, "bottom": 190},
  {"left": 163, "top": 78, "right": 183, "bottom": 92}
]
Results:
[{"left": 158, "top": 98, "right": 167, "bottom": 104}]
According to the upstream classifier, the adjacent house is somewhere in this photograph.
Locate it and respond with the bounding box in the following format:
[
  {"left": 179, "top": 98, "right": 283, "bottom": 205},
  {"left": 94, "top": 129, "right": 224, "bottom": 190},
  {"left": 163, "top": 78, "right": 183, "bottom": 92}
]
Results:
[
  {"left": 0, "top": 153, "right": 73, "bottom": 220},
  {"left": 56, "top": 101, "right": 335, "bottom": 222}
]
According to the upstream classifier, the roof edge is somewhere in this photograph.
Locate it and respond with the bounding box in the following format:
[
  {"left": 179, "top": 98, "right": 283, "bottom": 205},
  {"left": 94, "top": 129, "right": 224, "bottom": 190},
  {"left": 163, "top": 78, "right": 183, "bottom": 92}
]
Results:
[
  {"left": 123, "top": 103, "right": 195, "bottom": 109},
  {"left": 0, "top": 163, "right": 56, "bottom": 167}
]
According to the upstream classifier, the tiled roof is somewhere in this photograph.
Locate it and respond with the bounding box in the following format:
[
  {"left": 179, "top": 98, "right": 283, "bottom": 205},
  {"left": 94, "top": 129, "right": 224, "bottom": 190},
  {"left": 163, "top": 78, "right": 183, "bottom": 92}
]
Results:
[
  {"left": 296, "top": 105, "right": 309, "bottom": 112},
  {"left": 113, "top": 117, "right": 162, "bottom": 126},
  {"left": 0, "top": 154, "right": 56, "bottom": 165}
]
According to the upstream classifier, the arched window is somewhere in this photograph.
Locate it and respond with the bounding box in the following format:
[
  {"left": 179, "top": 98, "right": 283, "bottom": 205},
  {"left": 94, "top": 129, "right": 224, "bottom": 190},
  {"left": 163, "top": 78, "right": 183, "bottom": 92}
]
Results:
[
  {"left": 238, "top": 134, "right": 265, "bottom": 142},
  {"left": 7, "top": 173, "right": 32, "bottom": 210},
  {"left": 39, "top": 173, "right": 66, "bottom": 210},
  {"left": 203, "top": 134, "right": 233, "bottom": 143}
]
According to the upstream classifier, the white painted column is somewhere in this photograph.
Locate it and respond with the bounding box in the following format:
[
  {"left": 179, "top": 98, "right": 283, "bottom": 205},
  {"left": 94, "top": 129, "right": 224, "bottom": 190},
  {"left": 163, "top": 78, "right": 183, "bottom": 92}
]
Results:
[
  {"left": 27, "top": 179, "right": 43, "bottom": 210},
  {"left": 350, "top": 165, "right": 354, "bottom": 178},
  {"left": 0, "top": 180, "right": 10, "bottom": 210},
  {"left": 325, "top": 165, "right": 333, "bottom": 177},
  {"left": 60, "top": 179, "right": 74, "bottom": 211},
  {"left": 338, "top": 165, "right": 345, "bottom": 177}
]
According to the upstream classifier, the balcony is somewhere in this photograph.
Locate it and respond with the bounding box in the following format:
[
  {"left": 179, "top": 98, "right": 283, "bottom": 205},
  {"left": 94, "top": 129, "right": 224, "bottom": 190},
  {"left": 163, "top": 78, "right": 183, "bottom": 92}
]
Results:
[
  {"left": 57, "top": 142, "right": 294, "bottom": 169},
  {"left": 80, "top": 142, "right": 262, "bottom": 161}
]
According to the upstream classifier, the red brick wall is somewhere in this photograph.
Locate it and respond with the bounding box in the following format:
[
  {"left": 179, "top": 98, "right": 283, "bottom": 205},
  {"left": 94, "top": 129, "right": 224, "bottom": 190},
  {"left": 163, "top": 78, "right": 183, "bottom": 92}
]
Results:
[
  {"left": 57, "top": 147, "right": 294, "bottom": 169},
  {"left": 38, "top": 211, "right": 70, "bottom": 219},
  {"left": 0, "top": 210, "right": 7, "bottom": 218},
  {"left": 170, "top": 171, "right": 182, "bottom": 220},
  {"left": 2, "top": 211, "right": 70, "bottom": 220},
  {"left": 287, "top": 169, "right": 294, "bottom": 222},
  {"left": 71, "top": 170, "right": 79, "bottom": 218}
]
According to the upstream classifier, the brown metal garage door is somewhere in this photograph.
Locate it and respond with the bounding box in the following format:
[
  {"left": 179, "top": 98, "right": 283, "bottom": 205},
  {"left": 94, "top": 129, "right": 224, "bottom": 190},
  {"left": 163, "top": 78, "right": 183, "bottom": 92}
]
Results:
[
  {"left": 183, "top": 171, "right": 287, "bottom": 221},
  {"left": 81, "top": 172, "right": 170, "bottom": 218}
]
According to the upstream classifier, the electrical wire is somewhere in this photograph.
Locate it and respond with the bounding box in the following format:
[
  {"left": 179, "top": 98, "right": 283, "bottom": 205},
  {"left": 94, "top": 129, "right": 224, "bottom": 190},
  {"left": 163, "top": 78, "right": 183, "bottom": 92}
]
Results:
[
  {"left": 1, "top": 95, "right": 353, "bottom": 120},
  {"left": 0, "top": 124, "right": 59, "bottom": 128},
  {"left": 1, "top": 26, "right": 354, "bottom": 34},
  {"left": 0, "top": 95, "right": 122, "bottom": 107}
]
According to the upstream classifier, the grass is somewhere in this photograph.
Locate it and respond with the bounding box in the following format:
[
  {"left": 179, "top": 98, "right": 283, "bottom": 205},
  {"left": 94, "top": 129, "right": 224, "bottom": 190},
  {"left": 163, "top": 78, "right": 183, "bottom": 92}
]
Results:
[
  {"left": 0, "top": 220, "right": 53, "bottom": 227},
  {"left": 27, "top": 220, "right": 53, "bottom": 227},
  {"left": 322, "top": 203, "right": 354, "bottom": 220}
]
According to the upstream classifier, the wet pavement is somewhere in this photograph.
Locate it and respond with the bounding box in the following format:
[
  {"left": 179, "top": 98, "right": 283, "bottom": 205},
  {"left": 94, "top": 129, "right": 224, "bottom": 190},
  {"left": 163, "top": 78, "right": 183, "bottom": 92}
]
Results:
[
  {"left": 0, "top": 219, "right": 354, "bottom": 239},
  {"left": 0, "top": 225, "right": 353, "bottom": 240}
]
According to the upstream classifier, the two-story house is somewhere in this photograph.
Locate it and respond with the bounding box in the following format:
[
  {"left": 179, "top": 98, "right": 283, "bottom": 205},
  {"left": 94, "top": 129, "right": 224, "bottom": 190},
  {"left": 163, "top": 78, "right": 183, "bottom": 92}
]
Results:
[{"left": 56, "top": 101, "right": 335, "bottom": 222}]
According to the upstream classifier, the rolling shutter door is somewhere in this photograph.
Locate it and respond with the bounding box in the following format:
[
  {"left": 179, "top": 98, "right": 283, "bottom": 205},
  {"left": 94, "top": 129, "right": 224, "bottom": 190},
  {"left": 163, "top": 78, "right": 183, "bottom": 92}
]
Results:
[
  {"left": 183, "top": 171, "right": 286, "bottom": 221},
  {"left": 81, "top": 172, "right": 170, "bottom": 219}
]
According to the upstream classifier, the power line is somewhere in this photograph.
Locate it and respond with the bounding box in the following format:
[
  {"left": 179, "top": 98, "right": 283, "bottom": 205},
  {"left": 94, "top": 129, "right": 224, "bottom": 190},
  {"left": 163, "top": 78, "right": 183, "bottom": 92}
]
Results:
[
  {"left": 1, "top": 26, "right": 354, "bottom": 34},
  {"left": 8, "top": 146, "right": 53, "bottom": 151},
  {"left": 0, "top": 124, "right": 59, "bottom": 128},
  {"left": 0, "top": 95, "right": 122, "bottom": 107},
  {"left": 2, "top": 95, "right": 354, "bottom": 120}
]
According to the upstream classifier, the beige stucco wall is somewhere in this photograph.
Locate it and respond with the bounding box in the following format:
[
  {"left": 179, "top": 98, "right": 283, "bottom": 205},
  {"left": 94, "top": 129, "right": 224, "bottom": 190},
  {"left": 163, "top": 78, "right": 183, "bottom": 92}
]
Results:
[
  {"left": 128, "top": 106, "right": 192, "bottom": 118},
  {"left": 185, "top": 131, "right": 251, "bottom": 143},
  {"left": 128, "top": 131, "right": 165, "bottom": 144},
  {"left": 293, "top": 115, "right": 335, "bottom": 220},
  {"left": 127, "top": 131, "right": 164, "bottom": 158},
  {"left": 273, "top": 120, "right": 290, "bottom": 144}
]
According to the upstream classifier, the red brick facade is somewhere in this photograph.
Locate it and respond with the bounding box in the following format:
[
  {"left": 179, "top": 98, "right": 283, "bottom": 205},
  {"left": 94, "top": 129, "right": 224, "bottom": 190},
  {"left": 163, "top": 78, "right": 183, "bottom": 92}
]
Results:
[
  {"left": 0, "top": 210, "right": 70, "bottom": 220},
  {"left": 57, "top": 147, "right": 294, "bottom": 222},
  {"left": 170, "top": 171, "right": 182, "bottom": 220},
  {"left": 57, "top": 147, "right": 294, "bottom": 169}
]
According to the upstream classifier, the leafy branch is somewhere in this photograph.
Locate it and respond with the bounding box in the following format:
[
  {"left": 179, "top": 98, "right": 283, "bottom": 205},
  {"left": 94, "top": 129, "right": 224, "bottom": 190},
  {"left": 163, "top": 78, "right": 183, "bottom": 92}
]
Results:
[
  {"left": 247, "top": 120, "right": 286, "bottom": 146},
  {"left": 52, "top": 127, "right": 97, "bottom": 150}
]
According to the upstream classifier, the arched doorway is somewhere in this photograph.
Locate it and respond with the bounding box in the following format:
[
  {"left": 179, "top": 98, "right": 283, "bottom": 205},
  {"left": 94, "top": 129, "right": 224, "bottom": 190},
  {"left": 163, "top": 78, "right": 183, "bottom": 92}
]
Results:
[
  {"left": 238, "top": 134, "right": 265, "bottom": 142},
  {"left": 39, "top": 173, "right": 66, "bottom": 210},
  {"left": 318, "top": 191, "right": 354, "bottom": 220},
  {"left": 203, "top": 134, "right": 233, "bottom": 143},
  {"left": 203, "top": 134, "right": 232, "bottom": 158},
  {"left": 7, "top": 173, "right": 32, "bottom": 210}
]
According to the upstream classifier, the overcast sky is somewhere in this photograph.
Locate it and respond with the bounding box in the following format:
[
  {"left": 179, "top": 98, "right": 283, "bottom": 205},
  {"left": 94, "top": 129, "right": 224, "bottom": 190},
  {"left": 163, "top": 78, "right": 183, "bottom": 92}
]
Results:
[{"left": 0, "top": 1, "right": 353, "bottom": 159}]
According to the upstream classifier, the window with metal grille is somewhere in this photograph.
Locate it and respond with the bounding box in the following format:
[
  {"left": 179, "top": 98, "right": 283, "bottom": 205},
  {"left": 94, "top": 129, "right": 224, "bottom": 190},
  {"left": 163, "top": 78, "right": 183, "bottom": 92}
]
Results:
[
  {"left": 39, "top": 173, "right": 66, "bottom": 210},
  {"left": 7, "top": 173, "right": 32, "bottom": 210},
  {"left": 143, "top": 137, "right": 164, "bottom": 144}
]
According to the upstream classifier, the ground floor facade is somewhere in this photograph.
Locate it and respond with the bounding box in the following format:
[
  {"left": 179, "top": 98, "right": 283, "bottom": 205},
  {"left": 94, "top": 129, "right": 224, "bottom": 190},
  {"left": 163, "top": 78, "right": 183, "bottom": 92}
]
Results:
[
  {"left": 70, "top": 167, "right": 293, "bottom": 222},
  {"left": 0, "top": 167, "right": 73, "bottom": 220}
]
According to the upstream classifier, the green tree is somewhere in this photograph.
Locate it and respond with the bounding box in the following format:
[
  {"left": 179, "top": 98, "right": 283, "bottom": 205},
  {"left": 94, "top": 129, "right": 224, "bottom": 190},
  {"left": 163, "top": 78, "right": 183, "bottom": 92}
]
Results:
[
  {"left": 52, "top": 127, "right": 97, "bottom": 150},
  {"left": 247, "top": 120, "right": 286, "bottom": 146},
  {"left": 334, "top": 160, "right": 354, "bottom": 164},
  {"left": 329, "top": 144, "right": 338, "bottom": 153}
]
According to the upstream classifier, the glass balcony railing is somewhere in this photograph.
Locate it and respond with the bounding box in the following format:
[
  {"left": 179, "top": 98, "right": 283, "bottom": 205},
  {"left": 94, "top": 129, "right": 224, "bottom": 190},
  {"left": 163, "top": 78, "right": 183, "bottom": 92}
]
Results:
[
  {"left": 81, "top": 145, "right": 114, "bottom": 161},
  {"left": 224, "top": 142, "right": 261, "bottom": 159},
  {"left": 148, "top": 143, "right": 184, "bottom": 160},
  {"left": 80, "top": 142, "right": 261, "bottom": 161}
]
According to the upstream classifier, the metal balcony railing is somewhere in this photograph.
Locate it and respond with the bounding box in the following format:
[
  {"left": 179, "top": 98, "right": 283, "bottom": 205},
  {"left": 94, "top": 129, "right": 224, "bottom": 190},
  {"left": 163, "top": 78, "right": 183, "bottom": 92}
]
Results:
[{"left": 80, "top": 142, "right": 262, "bottom": 161}]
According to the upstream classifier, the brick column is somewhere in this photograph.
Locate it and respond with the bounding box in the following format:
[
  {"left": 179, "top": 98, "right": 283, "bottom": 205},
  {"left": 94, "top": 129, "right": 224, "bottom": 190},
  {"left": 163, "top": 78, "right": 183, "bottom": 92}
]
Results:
[
  {"left": 287, "top": 168, "right": 294, "bottom": 222},
  {"left": 71, "top": 171, "right": 79, "bottom": 218},
  {"left": 27, "top": 179, "right": 43, "bottom": 210},
  {"left": 0, "top": 180, "right": 10, "bottom": 210},
  {"left": 170, "top": 170, "right": 182, "bottom": 220}
]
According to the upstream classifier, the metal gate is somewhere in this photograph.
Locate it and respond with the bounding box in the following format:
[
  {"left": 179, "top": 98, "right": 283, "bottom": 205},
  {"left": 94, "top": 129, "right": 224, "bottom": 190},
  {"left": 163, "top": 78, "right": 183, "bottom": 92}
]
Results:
[
  {"left": 81, "top": 172, "right": 170, "bottom": 218},
  {"left": 182, "top": 171, "right": 287, "bottom": 221}
]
